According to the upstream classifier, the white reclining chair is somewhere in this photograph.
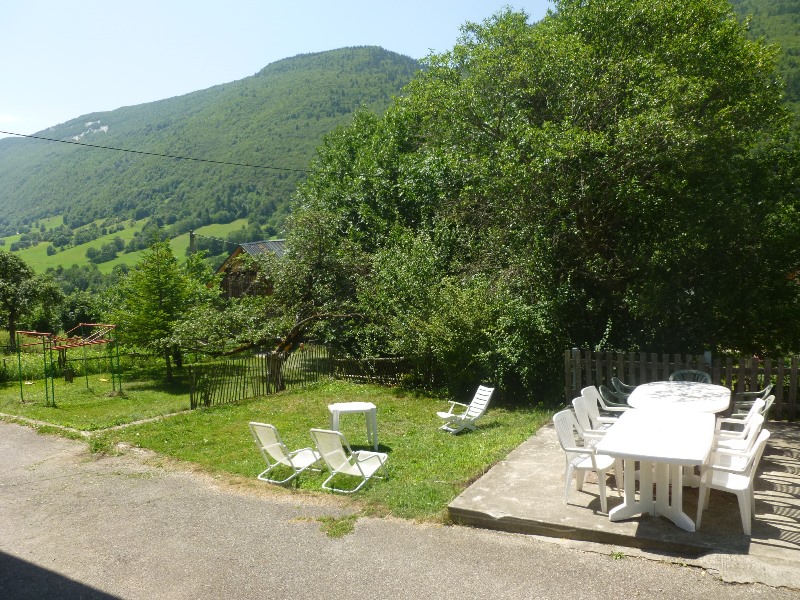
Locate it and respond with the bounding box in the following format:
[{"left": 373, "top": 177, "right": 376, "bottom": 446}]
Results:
[
  {"left": 249, "top": 422, "right": 321, "bottom": 485},
  {"left": 310, "top": 428, "right": 388, "bottom": 494},
  {"left": 437, "top": 385, "right": 494, "bottom": 434}
]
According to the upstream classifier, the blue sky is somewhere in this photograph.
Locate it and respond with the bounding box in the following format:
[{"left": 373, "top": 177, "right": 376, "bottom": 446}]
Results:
[{"left": 0, "top": 1, "right": 552, "bottom": 139}]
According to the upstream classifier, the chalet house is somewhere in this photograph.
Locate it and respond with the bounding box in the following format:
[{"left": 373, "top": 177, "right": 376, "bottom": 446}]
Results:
[{"left": 215, "top": 239, "right": 285, "bottom": 299}]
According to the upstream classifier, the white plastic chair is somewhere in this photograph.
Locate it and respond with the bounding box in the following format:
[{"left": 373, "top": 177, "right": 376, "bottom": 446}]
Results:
[
  {"left": 734, "top": 394, "right": 774, "bottom": 423},
  {"left": 760, "top": 394, "right": 775, "bottom": 421},
  {"left": 553, "top": 409, "right": 616, "bottom": 513},
  {"left": 696, "top": 429, "right": 771, "bottom": 535},
  {"left": 669, "top": 369, "right": 711, "bottom": 384},
  {"left": 437, "top": 385, "right": 494, "bottom": 434},
  {"left": 310, "top": 428, "right": 388, "bottom": 494},
  {"left": 574, "top": 391, "right": 617, "bottom": 433},
  {"left": 715, "top": 413, "right": 765, "bottom": 455},
  {"left": 715, "top": 398, "right": 765, "bottom": 436},
  {"left": 732, "top": 383, "right": 774, "bottom": 416},
  {"left": 578, "top": 389, "right": 630, "bottom": 487},
  {"left": 249, "top": 422, "right": 321, "bottom": 485}
]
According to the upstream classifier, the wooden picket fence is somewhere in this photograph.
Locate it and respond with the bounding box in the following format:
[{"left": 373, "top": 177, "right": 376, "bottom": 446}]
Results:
[
  {"left": 332, "top": 357, "right": 410, "bottom": 385},
  {"left": 188, "top": 347, "right": 411, "bottom": 409},
  {"left": 564, "top": 349, "right": 799, "bottom": 420},
  {"left": 189, "top": 345, "right": 333, "bottom": 409}
]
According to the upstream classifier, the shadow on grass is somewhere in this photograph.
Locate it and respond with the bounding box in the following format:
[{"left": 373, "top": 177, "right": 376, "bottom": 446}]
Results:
[{"left": 123, "top": 377, "right": 191, "bottom": 396}]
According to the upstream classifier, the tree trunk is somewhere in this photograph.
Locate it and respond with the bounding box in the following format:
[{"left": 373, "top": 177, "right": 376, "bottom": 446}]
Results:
[
  {"left": 164, "top": 348, "right": 173, "bottom": 383},
  {"left": 173, "top": 347, "right": 183, "bottom": 369},
  {"left": 7, "top": 315, "right": 17, "bottom": 353},
  {"left": 267, "top": 353, "right": 285, "bottom": 392}
]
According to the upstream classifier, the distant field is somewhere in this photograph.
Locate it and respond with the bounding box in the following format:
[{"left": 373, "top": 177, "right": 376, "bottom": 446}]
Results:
[
  {"left": 6, "top": 218, "right": 250, "bottom": 273},
  {"left": 194, "top": 221, "right": 249, "bottom": 238}
]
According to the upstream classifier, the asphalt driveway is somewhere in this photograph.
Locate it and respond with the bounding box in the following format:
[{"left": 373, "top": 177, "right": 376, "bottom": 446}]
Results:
[{"left": 0, "top": 421, "right": 796, "bottom": 599}]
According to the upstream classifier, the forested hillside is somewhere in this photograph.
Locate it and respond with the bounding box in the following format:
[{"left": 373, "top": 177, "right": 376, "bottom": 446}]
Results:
[
  {"left": 0, "top": 47, "right": 419, "bottom": 243},
  {"left": 732, "top": 0, "right": 800, "bottom": 115}
]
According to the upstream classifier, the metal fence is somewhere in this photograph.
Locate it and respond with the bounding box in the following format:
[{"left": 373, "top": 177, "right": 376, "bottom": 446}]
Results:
[{"left": 565, "top": 349, "right": 799, "bottom": 420}]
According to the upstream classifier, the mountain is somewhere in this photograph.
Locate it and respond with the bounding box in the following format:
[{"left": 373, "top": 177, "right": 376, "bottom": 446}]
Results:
[
  {"left": 0, "top": 2, "right": 796, "bottom": 253},
  {"left": 0, "top": 47, "right": 420, "bottom": 239},
  {"left": 731, "top": 0, "right": 800, "bottom": 116}
]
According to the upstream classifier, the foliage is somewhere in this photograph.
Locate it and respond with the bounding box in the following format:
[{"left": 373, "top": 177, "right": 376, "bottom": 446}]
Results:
[
  {"left": 25, "top": 275, "right": 65, "bottom": 333},
  {"left": 287, "top": 1, "right": 800, "bottom": 401},
  {"left": 356, "top": 230, "right": 563, "bottom": 396},
  {"left": 0, "top": 251, "right": 67, "bottom": 347},
  {"left": 170, "top": 294, "right": 294, "bottom": 356},
  {"left": 0, "top": 250, "right": 36, "bottom": 349},
  {"left": 731, "top": 0, "right": 800, "bottom": 117},
  {"left": 108, "top": 241, "right": 219, "bottom": 380}
]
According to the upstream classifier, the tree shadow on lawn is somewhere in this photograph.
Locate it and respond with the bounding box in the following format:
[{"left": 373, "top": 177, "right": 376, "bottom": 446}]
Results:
[{"left": 123, "top": 376, "right": 191, "bottom": 396}]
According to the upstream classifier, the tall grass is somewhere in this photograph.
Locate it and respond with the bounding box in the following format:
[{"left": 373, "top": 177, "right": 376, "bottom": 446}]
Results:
[{"left": 1, "top": 342, "right": 124, "bottom": 382}]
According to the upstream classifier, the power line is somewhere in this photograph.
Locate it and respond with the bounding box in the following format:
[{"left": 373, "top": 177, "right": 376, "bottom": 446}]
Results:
[{"left": 0, "top": 130, "right": 314, "bottom": 175}]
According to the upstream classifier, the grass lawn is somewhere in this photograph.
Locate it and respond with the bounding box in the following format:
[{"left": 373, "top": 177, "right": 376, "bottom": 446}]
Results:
[
  {"left": 0, "top": 374, "right": 191, "bottom": 430},
  {"left": 0, "top": 376, "right": 551, "bottom": 521}
]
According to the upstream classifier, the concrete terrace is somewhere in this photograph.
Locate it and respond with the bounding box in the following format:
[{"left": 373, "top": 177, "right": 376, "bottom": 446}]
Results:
[{"left": 449, "top": 419, "right": 800, "bottom": 589}]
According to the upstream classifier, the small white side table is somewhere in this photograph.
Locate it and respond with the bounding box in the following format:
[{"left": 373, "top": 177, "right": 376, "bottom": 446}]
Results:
[{"left": 328, "top": 402, "right": 378, "bottom": 450}]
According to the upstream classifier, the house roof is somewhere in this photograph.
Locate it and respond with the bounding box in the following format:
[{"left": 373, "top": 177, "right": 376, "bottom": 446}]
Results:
[
  {"left": 215, "top": 239, "right": 286, "bottom": 275},
  {"left": 238, "top": 239, "right": 286, "bottom": 258}
]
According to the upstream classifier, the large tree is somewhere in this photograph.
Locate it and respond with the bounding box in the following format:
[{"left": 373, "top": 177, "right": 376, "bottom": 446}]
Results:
[
  {"left": 110, "top": 241, "right": 214, "bottom": 382},
  {"left": 0, "top": 251, "right": 37, "bottom": 351},
  {"left": 289, "top": 0, "right": 800, "bottom": 399}
]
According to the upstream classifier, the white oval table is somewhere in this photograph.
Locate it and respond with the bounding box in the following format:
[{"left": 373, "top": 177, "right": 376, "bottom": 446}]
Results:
[
  {"left": 627, "top": 381, "right": 731, "bottom": 413},
  {"left": 595, "top": 409, "right": 716, "bottom": 532}
]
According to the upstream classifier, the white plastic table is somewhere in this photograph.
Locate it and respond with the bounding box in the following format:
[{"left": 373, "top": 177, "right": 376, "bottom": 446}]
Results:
[
  {"left": 628, "top": 381, "right": 731, "bottom": 413},
  {"left": 328, "top": 402, "right": 378, "bottom": 451},
  {"left": 595, "top": 409, "right": 715, "bottom": 532}
]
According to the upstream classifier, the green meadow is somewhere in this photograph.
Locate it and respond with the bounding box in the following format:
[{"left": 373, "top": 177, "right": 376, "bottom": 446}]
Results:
[{"left": 5, "top": 218, "right": 251, "bottom": 273}]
